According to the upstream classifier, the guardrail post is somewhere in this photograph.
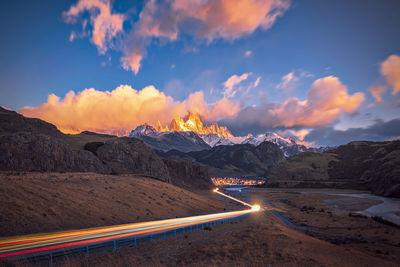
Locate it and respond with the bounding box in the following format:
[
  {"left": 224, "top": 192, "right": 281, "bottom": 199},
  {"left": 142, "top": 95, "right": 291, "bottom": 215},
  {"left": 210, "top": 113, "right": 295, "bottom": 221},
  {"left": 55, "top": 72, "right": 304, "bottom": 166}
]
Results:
[
  {"left": 48, "top": 253, "right": 52, "bottom": 267},
  {"left": 113, "top": 240, "right": 116, "bottom": 252},
  {"left": 86, "top": 246, "right": 89, "bottom": 258},
  {"left": 182, "top": 227, "right": 185, "bottom": 234},
  {"left": 163, "top": 232, "right": 166, "bottom": 239},
  {"left": 190, "top": 226, "right": 192, "bottom": 232},
  {"left": 150, "top": 235, "right": 153, "bottom": 242},
  {"left": 133, "top": 237, "right": 136, "bottom": 246},
  {"left": 196, "top": 224, "right": 198, "bottom": 230},
  {"left": 174, "top": 229, "right": 177, "bottom": 236}
]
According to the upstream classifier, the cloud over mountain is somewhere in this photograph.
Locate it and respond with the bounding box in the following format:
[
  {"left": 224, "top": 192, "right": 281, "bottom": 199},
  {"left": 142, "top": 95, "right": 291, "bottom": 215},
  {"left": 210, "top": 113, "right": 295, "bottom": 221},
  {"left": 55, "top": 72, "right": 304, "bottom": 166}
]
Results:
[
  {"left": 19, "top": 85, "right": 239, "bottom": 136},
  {"left": 226, "top": 76, "right": 365, "bottom": 133}
]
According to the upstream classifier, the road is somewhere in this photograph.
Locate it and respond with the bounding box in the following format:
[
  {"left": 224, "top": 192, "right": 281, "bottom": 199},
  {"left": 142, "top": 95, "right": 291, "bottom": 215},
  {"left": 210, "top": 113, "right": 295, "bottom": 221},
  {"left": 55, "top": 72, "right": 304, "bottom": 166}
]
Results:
[{"left": 0, "top": 188, "right": 261, "bottom": 258}]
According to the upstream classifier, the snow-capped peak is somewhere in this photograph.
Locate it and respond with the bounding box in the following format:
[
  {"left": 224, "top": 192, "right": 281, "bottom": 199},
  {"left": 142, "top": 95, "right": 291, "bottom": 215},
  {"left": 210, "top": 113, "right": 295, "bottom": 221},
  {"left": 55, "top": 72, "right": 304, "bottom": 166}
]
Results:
[{"left": 129, "top": 124, "right": 158, "bottom": 137}]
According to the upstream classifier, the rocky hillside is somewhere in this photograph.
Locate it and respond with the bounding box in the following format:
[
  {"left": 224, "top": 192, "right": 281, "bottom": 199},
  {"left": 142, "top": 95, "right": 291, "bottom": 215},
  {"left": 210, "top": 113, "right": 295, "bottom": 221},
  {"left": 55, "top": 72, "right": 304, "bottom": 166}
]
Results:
[
  {"left": 268, "top": 140, "right": 400, "bottom": 197},
  {"left": 0, "top": 107, "right": 211, "bottom": 190},
  {"left": 161, "top": 141, "right": 285, "bottom": 177}
]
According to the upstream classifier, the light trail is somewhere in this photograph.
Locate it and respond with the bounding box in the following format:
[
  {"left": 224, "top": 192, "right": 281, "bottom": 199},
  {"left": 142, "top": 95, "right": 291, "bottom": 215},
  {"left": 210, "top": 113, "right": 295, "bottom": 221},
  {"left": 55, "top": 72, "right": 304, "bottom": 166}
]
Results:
[
  {"left": 214, "top": 188, "right": 257, "bottom": 209},
  {"left": 214, "top": 188, "right": 284, "bottom": 213},
  {"left": 0, "top": 188, "right": 263, "bottom": 259},
  {"left": 0, "top": 205, "right": 260, "bottom": 257}
]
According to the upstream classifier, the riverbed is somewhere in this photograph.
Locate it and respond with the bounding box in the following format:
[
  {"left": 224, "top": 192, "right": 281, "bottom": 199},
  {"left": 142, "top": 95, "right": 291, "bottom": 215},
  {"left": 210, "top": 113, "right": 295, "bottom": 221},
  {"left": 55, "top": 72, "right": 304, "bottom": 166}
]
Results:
[{"left": 244, "top": 188, "right": 400, "bottom": 225}]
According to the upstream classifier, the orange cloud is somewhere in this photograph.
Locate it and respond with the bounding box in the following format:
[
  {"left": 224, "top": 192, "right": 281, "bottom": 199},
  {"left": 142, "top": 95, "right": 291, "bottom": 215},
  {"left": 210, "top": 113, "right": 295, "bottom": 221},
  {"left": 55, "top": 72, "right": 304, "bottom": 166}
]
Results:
[
  {"left": 19, "top": 85, "right": 239, "bottom": 136},
  {"left": 368, "top": 85, "right": 387, "bottom": 103},
  {"left": 381, "top": 54, "right": 400, "bottom": 95},
  {"left": 231, "top": 76, "right": 365, "bottom": 129},
  {"left": 187, "top": 91, "right": 241, "bottom": 121},
  {"left": 64, "top": 0, "right": 124, "bottom": 54},
  {"left": 64, "top": 0, "right": 289, "bottom": 74}
]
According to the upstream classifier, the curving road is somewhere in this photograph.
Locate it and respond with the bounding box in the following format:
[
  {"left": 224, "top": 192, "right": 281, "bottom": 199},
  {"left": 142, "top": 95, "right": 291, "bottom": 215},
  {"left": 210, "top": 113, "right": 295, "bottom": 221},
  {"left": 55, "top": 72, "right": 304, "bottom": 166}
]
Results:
[{"left": 0, "top": 188, "right": 261, "bottom": 258}]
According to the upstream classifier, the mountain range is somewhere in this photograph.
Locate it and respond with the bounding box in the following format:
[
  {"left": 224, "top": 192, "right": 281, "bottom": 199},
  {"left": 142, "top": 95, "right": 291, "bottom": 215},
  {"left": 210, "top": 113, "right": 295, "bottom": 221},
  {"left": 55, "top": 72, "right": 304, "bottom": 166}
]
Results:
[
  {"left": 0, "top": 107, "right": 210, "bottom": 190},
  {"left": 129, "top": 114, "right": 328, "bottom": 157},
  {"left": 1, "top": 107, "right": 398, "bottom": 197}
]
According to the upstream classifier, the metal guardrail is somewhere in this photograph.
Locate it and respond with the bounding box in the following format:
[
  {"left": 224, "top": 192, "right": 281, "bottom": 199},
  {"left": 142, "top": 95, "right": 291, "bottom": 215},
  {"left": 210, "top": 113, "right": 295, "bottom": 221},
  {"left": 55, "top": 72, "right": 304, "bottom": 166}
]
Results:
[{"left": 3, "top": 213, "right": 250, "bottom": 266}]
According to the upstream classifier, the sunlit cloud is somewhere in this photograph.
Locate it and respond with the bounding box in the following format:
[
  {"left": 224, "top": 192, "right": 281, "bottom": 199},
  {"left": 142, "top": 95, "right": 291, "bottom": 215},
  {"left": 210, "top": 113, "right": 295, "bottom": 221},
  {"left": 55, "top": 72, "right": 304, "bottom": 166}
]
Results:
[
  {"left": 276, "top": 70, "right": 313, "bottom": 91},
  {"left": 223, "top": 73, "right": 250, "bottom": 98},
  {"left": 63, "top": 0, "right": 125, "bottom": 55},
  {"left": 64, "top": 0, "right": 290, "bottom": 74},
  {"left": 19, "top": 85, "right": 239, "bottom": 136},
  {"left": 368, "top": 85, "right": 387, "bottom": 103},
  {"left": 227, "top": 76, "right": 365, "bottom": 131},
  {"left": 276, "top": 72, "right": 298, "bottom": 91},
  {"left": 381, "top": 54, "right": 400, "bottom": 95}
]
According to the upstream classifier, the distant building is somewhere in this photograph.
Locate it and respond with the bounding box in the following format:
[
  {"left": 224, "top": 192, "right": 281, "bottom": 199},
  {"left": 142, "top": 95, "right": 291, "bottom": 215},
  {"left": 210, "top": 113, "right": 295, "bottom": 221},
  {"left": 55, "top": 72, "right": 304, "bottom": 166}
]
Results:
[{"left": 211, "top": 177, "right": 265, "bottom": 187}]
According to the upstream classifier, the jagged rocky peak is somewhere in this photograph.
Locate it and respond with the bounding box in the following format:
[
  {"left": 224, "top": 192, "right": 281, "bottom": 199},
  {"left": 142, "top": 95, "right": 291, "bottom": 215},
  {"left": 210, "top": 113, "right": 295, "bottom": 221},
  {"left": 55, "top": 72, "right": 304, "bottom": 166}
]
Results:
[
  {"left": 129, "top": 123, "right": 158, "bottom": 137},
  {"left": 155, "top": 112, "right": 233, "bottom": 138}
]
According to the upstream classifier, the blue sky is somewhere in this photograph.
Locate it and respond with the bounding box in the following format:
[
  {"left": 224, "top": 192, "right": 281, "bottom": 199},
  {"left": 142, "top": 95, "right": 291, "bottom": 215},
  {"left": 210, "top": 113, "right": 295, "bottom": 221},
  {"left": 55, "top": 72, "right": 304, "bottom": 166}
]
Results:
[{"left": 1, "top": 0, "right": 400, "bottom": 145}]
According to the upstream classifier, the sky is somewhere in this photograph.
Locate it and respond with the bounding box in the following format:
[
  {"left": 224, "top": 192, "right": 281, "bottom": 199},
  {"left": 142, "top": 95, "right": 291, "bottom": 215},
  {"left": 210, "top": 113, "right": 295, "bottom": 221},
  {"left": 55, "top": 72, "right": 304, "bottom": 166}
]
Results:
[{"left": 1, "top": 0, "right": 400, "bottom": 146}]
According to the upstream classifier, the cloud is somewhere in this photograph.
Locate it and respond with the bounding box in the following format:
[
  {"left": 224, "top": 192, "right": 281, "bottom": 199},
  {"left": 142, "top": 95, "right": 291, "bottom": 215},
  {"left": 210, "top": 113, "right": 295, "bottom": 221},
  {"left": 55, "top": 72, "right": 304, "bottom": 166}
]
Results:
[
  {"left": 64, "top": 0, "right": 290, "bottom": 74},
  {"left": 121, "top": 49, "right": 144, "bottom": 75},
  {"left": 305, "top": 118, "right": 400, "bottom": 146},
  {"left": 276, "top": 72, "right": 298, "bottom": 91},
  {"left": 368, "top": 85, "right": 387, "bottom": 103},
  {"left": 254, "top": 76, "right": 261, "bottom": 87},
  {"left": 244, "top": 50, "right": 252, "bottom": 57},
  {"left": 388, "top": 101, "right": 400, "bottom": 107},
  {"left": 19, "top": 85, "right": 239, "bottom": 136},
  {"left": 222, "top": 73, "right": 250, "bottom": 98},
  {"left": 381, "top": 54, "right": 400, "bottom": 95},
  {"left": 63, "top": 0, "right": 125, "bottom": 55},
  {"left": 225, "top": 76, "right": 365, "bottom": 133},
  {"left": 276, "top": 70, "right": 313, "bottom": 91},
  {"left": 187, "top": 91, "right": 241, "bottom": 121},
  {"left": 244, "top": 76, "right": 261, "bottom": 94}
]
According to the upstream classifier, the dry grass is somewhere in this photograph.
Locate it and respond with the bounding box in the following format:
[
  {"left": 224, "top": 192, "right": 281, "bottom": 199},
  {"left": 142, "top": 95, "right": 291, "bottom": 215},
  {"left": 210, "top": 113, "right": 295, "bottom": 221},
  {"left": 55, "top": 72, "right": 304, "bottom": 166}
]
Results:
[{"left": 0, "top": 172, "right": 239, "bottom": 237}]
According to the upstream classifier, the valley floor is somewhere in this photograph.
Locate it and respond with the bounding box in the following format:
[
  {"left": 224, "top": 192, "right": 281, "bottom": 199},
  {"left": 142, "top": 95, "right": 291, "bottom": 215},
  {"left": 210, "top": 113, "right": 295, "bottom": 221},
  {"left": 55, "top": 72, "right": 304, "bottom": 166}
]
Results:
[{"left": 1, "top": 173, "right": 399, "bottom": 266}]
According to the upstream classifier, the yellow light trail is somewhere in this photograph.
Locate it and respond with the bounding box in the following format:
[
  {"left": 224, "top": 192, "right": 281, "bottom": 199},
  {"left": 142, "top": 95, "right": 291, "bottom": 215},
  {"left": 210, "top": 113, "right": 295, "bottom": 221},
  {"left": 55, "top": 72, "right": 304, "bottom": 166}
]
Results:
[
  {"left": 214, "top": 188, "right": 284, "bottom": 213},
  {"left": 213, "top": 188, "right": 259, "bottom": 209}
]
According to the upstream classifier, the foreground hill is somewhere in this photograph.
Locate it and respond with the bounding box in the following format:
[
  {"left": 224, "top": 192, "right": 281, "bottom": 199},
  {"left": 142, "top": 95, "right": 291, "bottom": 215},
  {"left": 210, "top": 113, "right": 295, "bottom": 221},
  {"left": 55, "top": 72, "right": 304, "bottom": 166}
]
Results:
[
  {"left": 0, "top": 107, "right": 210, "bottom": 190},
  {"left": 0, "top": 172, "right": 238, "bottom": 237},
  {"left": 160, "top": 141, "right": 285, "bottom": 177},
  {"left": 268, "top": 140, "right": 400, "bottom": 197}
]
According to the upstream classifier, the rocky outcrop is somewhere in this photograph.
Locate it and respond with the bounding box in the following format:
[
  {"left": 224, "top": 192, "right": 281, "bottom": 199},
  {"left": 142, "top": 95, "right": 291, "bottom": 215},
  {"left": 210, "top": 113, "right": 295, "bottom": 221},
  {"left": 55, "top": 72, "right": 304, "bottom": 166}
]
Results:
[
  {"left": 0, "top": 132, "right": 111, "bottom": 173},
  {"left": 268, "top": 140, "right": 400, "bottom": 197},
  {"left": 0, "top": 107, "right": 211, "bottom": 189},
  {"left": 96, "top": 138, "right": 171, "bottom": 182},
  {"left": 162, "top": 158, "right": 210, "bottom": 189},
  {"left": 161, "top": 141, "right": 285, "bottom": 177},
  {"left": 0, "top": 107, "right": 62, "bottom": 137}
]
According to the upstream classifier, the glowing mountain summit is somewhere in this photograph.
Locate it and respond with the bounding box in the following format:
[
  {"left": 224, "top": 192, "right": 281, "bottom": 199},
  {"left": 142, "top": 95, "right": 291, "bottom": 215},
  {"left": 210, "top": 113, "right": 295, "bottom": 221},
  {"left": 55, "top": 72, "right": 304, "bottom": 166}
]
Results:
[{"left": 154, "top": 112, "right": 233, "bottom": 138}]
